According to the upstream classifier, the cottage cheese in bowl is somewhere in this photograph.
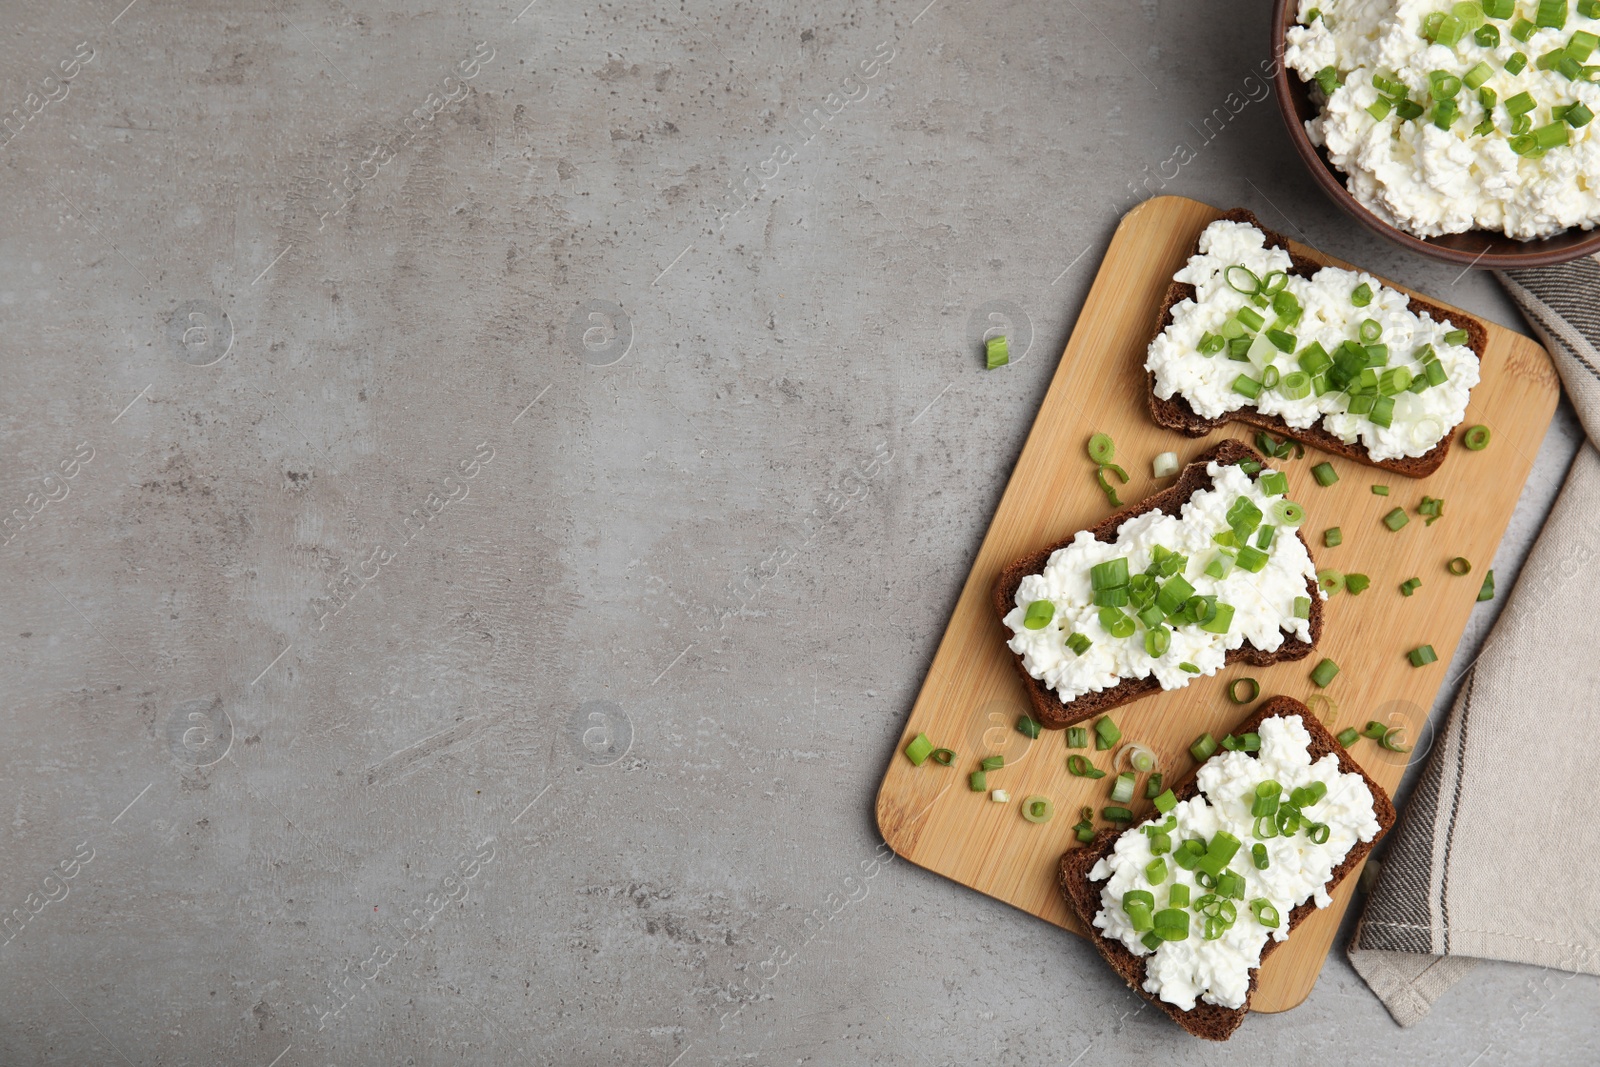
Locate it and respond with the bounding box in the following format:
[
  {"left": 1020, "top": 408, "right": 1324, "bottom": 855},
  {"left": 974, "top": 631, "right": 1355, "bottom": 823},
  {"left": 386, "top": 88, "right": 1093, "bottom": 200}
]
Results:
[{"left": 1286, "top": 0, "right": 1600, "bottom": 238}]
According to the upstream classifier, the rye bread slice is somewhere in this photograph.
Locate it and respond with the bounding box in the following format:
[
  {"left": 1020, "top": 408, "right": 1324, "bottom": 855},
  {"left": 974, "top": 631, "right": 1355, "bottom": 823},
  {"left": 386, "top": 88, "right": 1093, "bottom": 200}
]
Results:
[
  {"left": 1145, "top": 207, "right": 1487, "bottom": 478},
  {"left": 992, "top": 439, "right": 1322, "bottom": 731},
  {"left": 1057, "top": 696, "right": 1398, "bottom": 1041}
]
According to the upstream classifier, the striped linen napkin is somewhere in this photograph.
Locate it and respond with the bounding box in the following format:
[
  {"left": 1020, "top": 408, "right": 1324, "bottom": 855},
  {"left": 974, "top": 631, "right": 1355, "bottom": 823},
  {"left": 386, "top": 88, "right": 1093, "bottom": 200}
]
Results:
[{"left": 1347, "top": 256, "right": 1600, "bottom": 1025}]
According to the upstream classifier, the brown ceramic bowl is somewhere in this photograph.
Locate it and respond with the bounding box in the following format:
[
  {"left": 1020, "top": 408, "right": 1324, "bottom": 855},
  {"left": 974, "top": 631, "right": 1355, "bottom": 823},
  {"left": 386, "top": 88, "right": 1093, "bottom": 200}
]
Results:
[{"left": 1270, "top": 0, "right": 1600, "bottom": 268}]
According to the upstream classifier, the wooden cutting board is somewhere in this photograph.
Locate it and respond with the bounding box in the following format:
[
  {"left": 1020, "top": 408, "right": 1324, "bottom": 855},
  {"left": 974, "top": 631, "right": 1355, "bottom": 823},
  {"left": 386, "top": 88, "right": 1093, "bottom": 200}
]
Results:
[{"left": 875, "top": 195, "right": 1559, "bottom": 1012}]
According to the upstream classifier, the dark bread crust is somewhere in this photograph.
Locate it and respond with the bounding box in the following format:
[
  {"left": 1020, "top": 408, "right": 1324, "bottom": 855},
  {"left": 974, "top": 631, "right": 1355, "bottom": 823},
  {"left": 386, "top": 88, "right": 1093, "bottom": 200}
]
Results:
[
  {"left": 1057, "top": 696, "right": 1398, "bottom": 1041},
  {"left": 991, "top": 439, "right": 1322, "bottom": 730},
  {"left": 1146, "top": 208, "right": 1488, "bottom": 478}
]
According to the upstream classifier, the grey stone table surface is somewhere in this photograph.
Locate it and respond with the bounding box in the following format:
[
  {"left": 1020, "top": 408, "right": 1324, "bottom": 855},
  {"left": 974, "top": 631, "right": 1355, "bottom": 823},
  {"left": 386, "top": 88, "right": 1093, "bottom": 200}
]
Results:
[{"left": 1, "top": 0, "right": 1592, "bottom": 1063}]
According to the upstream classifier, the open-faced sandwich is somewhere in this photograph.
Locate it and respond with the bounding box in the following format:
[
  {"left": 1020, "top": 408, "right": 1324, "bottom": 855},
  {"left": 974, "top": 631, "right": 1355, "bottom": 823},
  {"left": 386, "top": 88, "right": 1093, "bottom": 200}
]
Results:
[
  {"left": 1058, "top": 696, "right": 1397, "bottom": 1040},
  {"left": 994, "top": 440, "right": 1322, "bottom": 730},
  {"left": 1145, "top": 209, "right": 1484, "bottom": 476}
]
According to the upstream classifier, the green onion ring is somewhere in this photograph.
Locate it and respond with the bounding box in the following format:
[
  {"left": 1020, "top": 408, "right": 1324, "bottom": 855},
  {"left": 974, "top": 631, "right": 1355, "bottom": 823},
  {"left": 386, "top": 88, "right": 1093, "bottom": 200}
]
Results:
[
  {"left": 1087, "top": 432, "right": 1115, "bottom": 464},
  {"left": 1225, "top": 265, "right": 1263, "bottom": 295},
  {"left": 1448, "top": 556, "right": 1472, "bottom": 576},
  {"left": 1260, "top": 270, "right": 1288, "bottom": 295},
  {"left": 1227, "top": 677, "right": 1260, "bottom": 705},
  {"left": 1318, "top": 568, "right": 1345, "bottom": 596},
  {"left": 1021, "top": 795, "right": 1055, "bottom": 824},
  {"left": 929, "top": 748, "right": 956, "bottom": 766},
  {"left": 1381, "top": 726, "right": 1413, "bottom": 753},
  {"left": 1463, "top": 424, "right": 1491, "bottom": 451}
]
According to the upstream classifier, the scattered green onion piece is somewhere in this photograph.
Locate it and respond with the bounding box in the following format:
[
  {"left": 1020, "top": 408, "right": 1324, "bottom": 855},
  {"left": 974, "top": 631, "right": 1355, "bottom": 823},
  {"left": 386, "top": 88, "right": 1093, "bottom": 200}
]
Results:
[
  {"left": 1103, "top": 805, "right": 1134, "bottom": 822},
  {"left": 1145, "top": 773, "right": 1165, "bottom": 800},
  {"left": 1567, "top": 101, "right": 1595, "bottom": 126},
  {"left": 1310, "top": 461, "right": 1339, "bottom": 487},
  {"left": 1324, "top": 526, "right": 1342, "bottom": 548},
  {"left": 1512, "top": 15, "right": 1537, "bottom": 40},
  {"left": 1153, "top": 451, "right": 1180, "bottom": 478},
  {"left": 1017, "top": 715, "right": 1041, "bottom": 739},
  {"left": 1189, "top": 733, "right": 1218, "bottom": 762},
  {"left": 1178, "top": 661, "right": 1201, "bottom": 674},
  {"left": 1271, "top": 500, "right": 1304, "bottom": 525},
  {"left": 1401, "top": 577, "right": 1422, "bottom": 597},
  {"left": 1152, "top": 788, "right": 1177, "bottom": 815},
  {"left": 1066, "top": 726, "right": 1088, "bottom": 749},
  {"left": 1345, "top": 573, "right": 1371, "bottom": 595},
  {"left": 1239, "top": 733, "right": 1260, "bottom": 751},
  {"left": 905, "top": 733, "right": 934, "bottom": 766},
  {"left": 930, "top": 748, "right": 956, "bottom": 766},
  {"left": 1022, "top": 795, "right": 1055, "bottom": 824},
  {"left": 1582, "top": 0, "right": 1600, "bottom": 17},
  {"left": 1383, "top": 507, "right": 1410, "bottom": 531},
  {"left": 1237, "top": 306, "right": 1266, "bottom": 331},
  {"left": 1235, "top": 545, "right": 1269, "bottom": 574},
  {"left": 1096, "top": 462, "right": 1128, "bottom": 508},
  {"left": 1232, "top": 374, "right": 1263, "bottom": 400},
  {"left": 1110, "top": 772, "right": 1137, "bottom": 805},
  {"left": 1023, "top": 600, "right": 1054, "bottom": 630},
  {"left": 1228, "top": 677, "right": 1260, "bottom": 705},
  {"left": 1294, "top": 595, "right": 1312, "bottom": 620},
  {"left": 1483, "top": 0, "right": 1514, "bottom": 16},
  {"left": 1372, "top": 484, "right": 1390, "bottom": 496},
  {"left": 1463, "top": 424, "right": 1491, "bottom": 450},
  {"left": 1259, "top": 471, "right": 1289, "bottom": 497},
  {"left": 1537, "top": 0, "right": 1568, "bottom": 29},
  {"left": 981, "top": 754, "right": 1004, "bottom": 771},
  {"left": 1447, "top": 556, "right": 1472, "bottom": 576},
  {"left": 1252, "top": 843, "right": 1270, "bottom": 870},
  {"left": 969, "top": 770, "right": 986, "bottom": 791},
  {"left": 1337, "top": 726, "right": 1360, "bottom": 747},
  {"left": 1435, "top": 13, "right": 1467, "bottom": 45},
  {"left": 1251, "top": 899, "right": 1281, "bottom": 929},
  {"left": 1144, "top": 624, "right": 1171, "bottom": 658},
  {"left": 1199, "top": 602, "right": 1235, "bottom": 635},
  {"left": 1478, "top": 569, "right": 1496, "bottom": 602},
  {"left": 1360, "top": 720, "right": 1388, "bottom": 740},
  {"left": 1094, "top": 716, "right": 1121, "bottom": 750},
  {"left": 1311, "top": 657, "right": 1340, "bottom": 688},
  {"left": 1261, "top": 366, "right": 1281, "bottom": 390},
  {"left": 1318, "top": 568, "right": 1345, "bottom": 596},
  {"left": 1146, "top": 857, "right": 1168, "bottom": 884},
  {"left": 1382, "top": 726, "right": 1414, "bottom": 753},
  {"left": 985, "top": 335, "right": 1009, "bottom": 369},
  {"left": 1350, "top": 282, "right": 1373, "bottom": 307},
  {"left": 1225, "top": 264, "right": 1263, "bottom": 295},
  {"left": 1506, "top": 90, "right": 1538, "bottom": 116},
  {"left": 1256, "top": 524, "right": 1276, "bottom": 550},
  {"left": 1066, "top": 631, "right": 1093, "bottom": 656},
  {"left": 1475, "top": 23, "right": 1502, "bottom": 46},
  {"left": 1149, "top": 830, "right": 1172, "bottom": 855},
  {"left": 1408, "top": 644, "right": 1438, "bottom": 667},
  {"left": 1463, "top": 60, "right": 1495, "bottom": 91},
  {"left": 1087, "top": 432, "right": 1116, "bottom": 464},
  {"left": 1253, "top": 814, "right": 1279, "bottom": 839},
  {"left": 1506, "top": 50, "right": 1529, "bottom": 73},
  {"left": 1067, "top": 754, "right": 1106, "bottom": 779},
  {"left": 1314, "top": 63, "right": 1341, "bottom": 95},
  {"left": 1198, "top": 332, "right": 1226, "bottom": 356}
]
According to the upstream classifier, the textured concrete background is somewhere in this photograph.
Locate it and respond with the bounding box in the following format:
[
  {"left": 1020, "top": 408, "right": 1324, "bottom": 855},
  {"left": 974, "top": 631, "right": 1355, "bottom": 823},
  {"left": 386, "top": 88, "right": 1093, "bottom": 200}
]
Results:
[{"left": 1, "top": 0, "right": 1593, "bottom": 1063}]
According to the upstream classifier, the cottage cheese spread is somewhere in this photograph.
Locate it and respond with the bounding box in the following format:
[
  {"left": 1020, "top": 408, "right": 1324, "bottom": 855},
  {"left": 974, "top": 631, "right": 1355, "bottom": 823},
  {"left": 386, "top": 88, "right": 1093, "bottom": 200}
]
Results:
[
  {"left": 1003, "top": 461, "right": 1318, "bottom": 703},
  {"left": 1146, "top": 219, "right": 1480, "bottom": 461},
  {"left": 1286, "top": 0, "right": 1600, "bottom": 238},
  {"left": 1088, "top": 714, "right": 1381, "bottom": 1011}
]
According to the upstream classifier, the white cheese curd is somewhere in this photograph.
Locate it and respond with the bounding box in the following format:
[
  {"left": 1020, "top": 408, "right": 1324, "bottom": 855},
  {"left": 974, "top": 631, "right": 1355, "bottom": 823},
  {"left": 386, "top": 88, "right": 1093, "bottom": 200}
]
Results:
[
  {"left": 1146, "top": 219, "right": 1480, "bottom": 460},
  {"left": 1003, "top": 461, "right": 1318, "bottom": 704},
  {"left": 1088, "top": 715, "right": 1381, "bottom": 1011},
  {"left": 1285, "top": 0, "right": 1600, "bottom": 238}
]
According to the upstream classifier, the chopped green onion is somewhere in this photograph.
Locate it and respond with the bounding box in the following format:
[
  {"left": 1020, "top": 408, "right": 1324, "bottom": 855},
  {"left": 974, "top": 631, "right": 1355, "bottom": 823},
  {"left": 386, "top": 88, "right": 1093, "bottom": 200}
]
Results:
[
  {"left": 1582, "top": 0, "right": 1600, "bottom": 17},
  {"left": 1067, "top": 754, "right": 1106, "bottom": 779},
  {"left": 1324, "top": 526, "right": 1342, "bottom": 548},
  {"left": 1279, "top": 370, "right": 1312, "bottom": 399},
  {"left": 1144, "top": 624, "right": 1171, "bottom": 658},
  {"left": 1567, "top": 101, "right": 1595, "bottom": 126},
  {"left": 1337, "top": 726, "right": 1360, "bottom": 747},
  {"left": 1153, "top": 451, "right": 1180, "bottom": 478},
  {"left": 1506, "top": 90, "right": 1538, "bottom": 116},
  {"left": 1512, "top": 15, "right": 1538, "bottom": 40},
  {"left": 1537, "top": 0, "right": 1568, "bottom": 29},
  {"left": 1311, "top": 657, "right": 1340, "bottom": 688},
  {"left": 991, "top": 789, "right": 1009, "bottom": 802},
  {"left": 1434, "top": 99, "right": 1461, "bottom": 129},
  {"left": 1361, "top": 720, "right": 1388, "bottom": 740},
  {"left": 986, "top": 335, "right": 1009, "bottom": 369},
  {"left": 1476, "top": 23, "right": 1502, "bottom": 46},
  {"left": 1146, "top": 857, "right": 1168, "bottom": 884},
  {"left": 1314, "top": 63, "right": 1341, "bottom": 95},
  {"left": 1087, "top": 432, "right": 1116, "bottom": 464},
  {"left": 1066, "top": 726, "right": 1088, "bottom": 749},
  {"left": 1463, "top": 424, "right": 1491, "bottom": 450},
  {"left": 1370, "top": 395, "right": 1396, "bottom": 428},
  {"left": 1225, "top": 264, "right": 1263, "bottom": 295},
  {"left": 1408, "top": 644, "right": 1439, "bottom": 667},
  {"left": 904, "top": 733, "right": 934, "bottom": 765},
  {"left": 1271, "top": 500, "right": 1304, "bottom": 525},
  {"left": 1345, "top": 573, "right": 1371, "bottom": 595},
  {"left": 1367, "top": 96, "right": 1394, "bottom": 121},
  {"left": 980, "top": 754, "right": 1004, "bottom": 771},
  {"left": 1401, "top": 577, "right": 1422, "bottom": 597},
  {"left": 1236, "top": 306, "right": 1266, "bottom": 331},
  {"left": 1310, "top": 461, "right": 1339, "bottom": 487},
  {"left": 970, "top": 770, "right": 987, "bottom": 791},
  {"left": 1094, "top": 716, "right": 1122, "bottom": 750},
  {"left": 1252, "top": 843, "right": 1270, "bottom": 870},
  {"left": 1179, "top": 661, "right": 1200, "bottom": 674},
  {"left": 1318, "top": 568, "right": 1346, "bottom": 596},
  {"left": 1017, "top": 715, "right": 1041, "bottom": 739},
  {"left": 1259, "top": 471, "right": 1289, "bottom": 497},
  {"left": 1252, "top": 781, "right": 1281, "bottom": 818},
  {"left": 930, "top": 748, "right": 956, "bottom": 765},
  {"left": 1075, "top": 807, "right": 1096, "bottom": 843},
  {"left": 1111, "top": 772, "right": 1137, "bottom": 805},
  {"left": 1483, "top": 0, "right": 1514, "bottom": 16},
  {"left": 1145, "top": 773, "right": 1165, "bottom": 799},
  {"left": 1096, "top": 462, "right": 1128, "bottom": 508},
  {"left": 1022, "top": 795, "right": 1055, "bottom": 823},
  {"left": 1435, "top": 13, "right": 1467, "bottom": 45},
  {"left": 1103, "top": 805, "right": 1134, "bottom": 822},
  {"left": 1383, "top": 507, "right": 1410, "bottom": 531},
  {"left": 1232, "top": 374, "right": 1263, "bottom": 400},
  {"left": 1464, "top": 60, "right": 1495, "bottom": 90},
  {"left": 1261, "top": 366, "right": 1281, "bottom": 389},
  {"left": 1382, "top": 726, "right": 1413, "bottom": 753},
  {"left": 1256, "top": 524, "right": 1276, "bottom": 550},
  {"left": 1294, "top": 595, "right": 1312, "bottom": 619},
  {"left": 1235, "top": 545, "right": 1269, "bottom": 574},
  {"left": 1372, "top": 484, "right": 1390, "bottom": 496},
  {"left": 1507, "top": 50, "right": 1529, "bottom": 73},
  {"left": 1023, "top": 600, "right": 1055, "bottom": 629},
  {"left": 1251, "top": 899, "right": 1280, "bottom": 928},
  {"left": 1189, "top": 732, "right": 1218, "bottom": 762},
  {"left": 1066, "top": 631, "right": 1093, "bottom": 656},
  {"left": 1478, "top": 569, "right": 1496, "bottom": 601},
  {"left": 1447, "top": 556, "right": 1472, "bottom": 576},
  {"left": 1198, "top": 332, "right": 1226, "bottom": 355},
  {"left": 1199, "top": 602, "right": 1235, "bottom": 634}
]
